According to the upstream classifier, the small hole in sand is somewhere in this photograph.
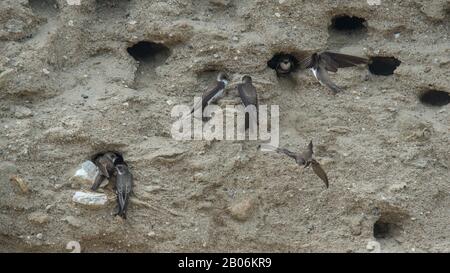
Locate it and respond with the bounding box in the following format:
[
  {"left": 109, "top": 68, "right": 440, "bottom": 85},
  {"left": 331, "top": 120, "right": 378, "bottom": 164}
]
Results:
[
  {"left": 373, "top": 220, "right": 392, "bottom": 239},
  {"left": 127, "top": 41, "right": 170, "bottom": 64},
  {"left": 330, "top": 15, "right": 367, "bottom": 32},
  {"left": 368, "top": 56, "right": 401, "bottom": 75},
  {"left": 419, "top": 90, "right": 450, "bottom": 106},
  {"left": 127, "top": 41, "right": 171, "bottom": 88}
]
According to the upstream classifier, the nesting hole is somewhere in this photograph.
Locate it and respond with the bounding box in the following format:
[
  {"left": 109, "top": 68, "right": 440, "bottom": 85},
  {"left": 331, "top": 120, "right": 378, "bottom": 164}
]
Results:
[
  {"left": 331, "top": 15, "right": 367, "bottom": 31},
  {"left": 419, "top": 90, "right": 450, "bottom": 107},
  {"left": 368, "top": 56, "right": 401, "bottom": 75},
  {"left": 127, "top": 41, "right": 171, "bottom": 88},
  {"left": 373, "top": 211, "right": 405, "bottom": 240},
  {"left": 328, "top": 15, "right": 368, "bottom": 48}
]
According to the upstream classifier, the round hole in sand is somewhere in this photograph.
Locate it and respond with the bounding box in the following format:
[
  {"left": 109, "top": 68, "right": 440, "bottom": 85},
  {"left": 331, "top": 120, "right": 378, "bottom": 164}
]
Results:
[
  {"left": 368, "top": 56, "right": 401, "bottom": 75},
  {"left": 330, "top": 15, "right": 367, "bottom": 31},
  {"left": 419, "top": 90, "right": 450, "bottom": 107}
]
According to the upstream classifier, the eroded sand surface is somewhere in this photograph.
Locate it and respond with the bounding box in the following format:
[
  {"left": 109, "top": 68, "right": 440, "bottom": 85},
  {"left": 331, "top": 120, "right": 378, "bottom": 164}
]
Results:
[{"left": 0, "top": 0, "right": 449, "bottom": 252}]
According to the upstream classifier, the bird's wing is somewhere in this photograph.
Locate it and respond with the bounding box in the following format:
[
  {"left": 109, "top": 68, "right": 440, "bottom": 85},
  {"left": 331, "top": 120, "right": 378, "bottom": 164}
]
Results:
[
  {"left": 301, "top": 140, "right": 314, "bottom": 160},
  {"left": 299, "top": 54, "right": 314, "bottom": 69},
  {"left": 320, "top": 52, "right": 368, "bottom": 71},
  {"left": 315, "top": 67, "right": 344, "bottom": 94},
  {"left": 237, "top": 83, "right": 258, "bottom": 107},
  {"left": 311, "top": 159, "right": 329, "bottom": 188},
  {"left": 276, "top": 148, "right": 299, "bottom": 161},
  {"left": 191, "top": 81, "right": 225, "bottom": 114}
]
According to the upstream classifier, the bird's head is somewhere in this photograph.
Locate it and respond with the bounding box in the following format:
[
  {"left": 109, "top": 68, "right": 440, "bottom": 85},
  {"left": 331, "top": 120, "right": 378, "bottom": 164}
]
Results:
[
  {"left": 242, "top": 75, "right": 252, "bottom": 83},
  {"left": 217, "top": 72, "right": 230, "bottom": 85}
]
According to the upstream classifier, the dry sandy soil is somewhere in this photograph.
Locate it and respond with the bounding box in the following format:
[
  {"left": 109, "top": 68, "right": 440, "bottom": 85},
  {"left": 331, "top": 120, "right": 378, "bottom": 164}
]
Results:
[{"left": 0, "top": 0, "right": 449, "bottom": 252}]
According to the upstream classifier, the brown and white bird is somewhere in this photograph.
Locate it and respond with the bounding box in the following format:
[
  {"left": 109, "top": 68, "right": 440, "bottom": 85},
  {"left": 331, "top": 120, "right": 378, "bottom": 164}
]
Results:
[
  {"left": 191, "top": 72, "right": 229, "bottom": 120},
  {"left": 260, "top": 141, "right": 329, "bottom": 188},
  {"left": 237, "top": 75, "right": 258, "bottom": 130},
  {"left": 113, "top": 154, "right": 133, "bottom": 219},
  {"left": 300, "top": 51, "right": 368, "bottom": 94},
  {"left": 91, "top": 152, "right": 118, "bottom": 191}
]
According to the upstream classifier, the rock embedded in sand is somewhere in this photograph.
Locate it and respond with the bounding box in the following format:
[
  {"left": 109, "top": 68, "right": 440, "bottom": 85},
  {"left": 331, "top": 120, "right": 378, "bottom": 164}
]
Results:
[
  {"left": 229, "top": 198, "right": 255, "bottom": 221},
  {"left": 70, "top": 160, "right": 99, "bottom": 188},
  {"left": 72, "top": 191, "right": 108, "bottom": 207},
  {"left": 63, "top": 216, "right": 83, "bottom": 228},
  {"left": 28, "top": 211, "right": 51, "bottom": 225}
]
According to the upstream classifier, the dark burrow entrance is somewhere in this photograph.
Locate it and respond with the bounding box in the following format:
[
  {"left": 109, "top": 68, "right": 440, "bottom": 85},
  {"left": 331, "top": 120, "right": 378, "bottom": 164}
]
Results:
[
  {"left": 368, "top": 56, "right": 401, "bottom": 75},
  {"left": 330, "top": 15, "right": 367, "bottom": 31},
  {"left": 373, "top": 211, "right": 405, "bottom": 240},
  {"left": 419, "top": 90, "right": 450, "bottom": 106},
  {"left": 127, "top": 41, "right": 171, "bottom": 88},
  {"left": 327, "top": 14, "right": 368, "bottom": 48}
]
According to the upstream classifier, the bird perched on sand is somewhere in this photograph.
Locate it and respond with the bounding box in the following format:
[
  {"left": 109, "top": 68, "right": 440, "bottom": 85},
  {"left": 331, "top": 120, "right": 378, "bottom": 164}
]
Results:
[
  {"left": 113, "top": 154, "right": 133, "bottom": 219},
  {"left": 237, "top": 75, "right": 259, "bottom": 130},
  {"left": 191, "top": 72, "right": 229, "bottom": 120},
  {"left": 91, "top": 152, "right": 118, "bottom": 191},
  {"left": 299, "top": 51, "right": 368, "bottom": 94},
  {"left": 260, "top": 141, "right": 329, "bottom": 188}
]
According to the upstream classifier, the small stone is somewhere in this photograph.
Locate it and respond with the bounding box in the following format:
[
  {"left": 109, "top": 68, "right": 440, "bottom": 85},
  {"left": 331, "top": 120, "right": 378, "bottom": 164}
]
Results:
[
  {"left": 147, "top": 231, "right": 156, "bottom": 237},
  {"left": 143, "top": 185, "right": 162, "bottom": 193},
  {"left": 42, "top": 68, "right": 50, "bottom": 74},
  {"left": 12, "top": 105, "right": 33, "bottom": 119},
  {"left": 36, "top": 233, "right": 43, "bottom": 240},
  {"left": 63, "top": 216, "right": 83, "bottom": 228},
  {"left": 66, "top": 0, "right": 81, "bottom": 5},
  {"left": 81, "top": 94, "right": 88, "bottom": 99},
  {"left": 213, "top": 54, "right": 219, "bottom": 58},
  {"left": 232, "top": 36, "right": 238, "bottom": 41},
  {"left": 229, "top": 198, "right": 255, "bottom": 221},
  {"left": 366, "top": 240, "right": 381, "bottom": 253},
  {"left": 128, "top": 20, "right": 137, "bottom": 25},
  {"left": 389, "top": 182, "right": 407, "bottom": 192},
  {"left": 367, "top": 0, "right": 381, "bottom": 5},
  {"left": 72, "top": 191, "right": 108, "bottom": 207},
  {"left": 68, "top": 20, "right": 74, "bottom": 27},
  {"left": 28, "top": 212, "right": 51, "bottom": 225},
  {"left": 70, "top": 161, "right": 99, "bottom": 188},
  {"left": 274, "top": 12, "right": 281, "bottom": 18}
]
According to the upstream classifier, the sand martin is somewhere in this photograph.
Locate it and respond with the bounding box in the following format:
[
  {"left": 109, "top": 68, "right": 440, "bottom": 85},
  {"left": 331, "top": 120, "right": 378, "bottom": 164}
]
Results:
[
  {"left": 300, "top": 51, "right": 368, "bottom": 94},
  {"left": 260, "top": 141, "right": 329, "bottom": 188},
  {"left": 237, "top": 75, "right": 259, "bottom": 130},
  {"left": 91, "top": 152, "right": 118, "bottom": 191},
  {"left": 267, "top": 53, "right": 298, "bottom": 77},
  {"left": 113, "top": 154, "right": 133, "bottom": 219},
  {"left": 191, "top": 72, "right": 229, "bottom": 120}
]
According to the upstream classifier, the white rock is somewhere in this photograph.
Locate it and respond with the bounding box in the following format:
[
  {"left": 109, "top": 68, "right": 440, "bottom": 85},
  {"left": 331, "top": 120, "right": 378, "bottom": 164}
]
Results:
[
  {"left": 274, "top": 12, "right": 281, "bottom": 18},
  {"left": 42, "top": 68, "right": 50, "bottom": 74},
  {"left": 71, "top": 160, "right": 99, "bottom": 187},
  {"left": 366, "top": 240, "right": 381, "bottom": 253},
  {"left": 36, "top": 233, "right": 43, "bottom": 240},
  {"left": 13, "top": 105, "right": 33, "bottom": 119},
  {"left": 367, "top": 0, "right": 381, "bottom": 5},
  {"left": 72, "top": 191, "right": 108, "bottom": 206},
  {"left": 66, "top": 0, "right": 81, "bottom": 5}
]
